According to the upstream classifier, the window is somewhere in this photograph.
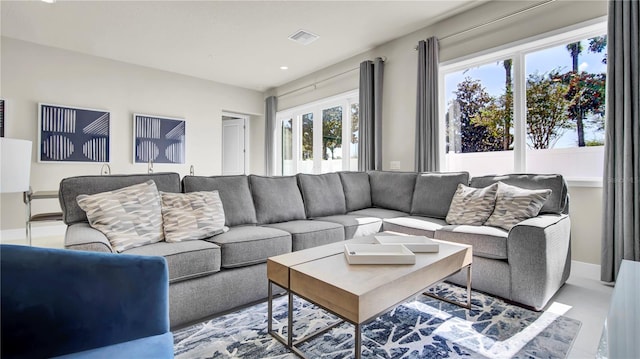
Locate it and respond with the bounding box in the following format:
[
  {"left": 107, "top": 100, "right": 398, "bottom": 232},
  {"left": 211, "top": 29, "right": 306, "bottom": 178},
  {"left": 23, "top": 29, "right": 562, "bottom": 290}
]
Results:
[
  {"left": 441, "top": 21, "right": 606, "bottom": 182},
  {"left": 276, "top": 90, "right": 359, "bottom": 175}
]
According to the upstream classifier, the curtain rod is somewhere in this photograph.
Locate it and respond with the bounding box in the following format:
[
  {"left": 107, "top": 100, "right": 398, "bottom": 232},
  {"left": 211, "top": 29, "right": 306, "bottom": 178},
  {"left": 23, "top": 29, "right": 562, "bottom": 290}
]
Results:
[
  {"left": 277, "top": 57, "right": 386, "bottom": 99},
  {"left": 415, "top": 0, "right": 556, "bottom": 49}
]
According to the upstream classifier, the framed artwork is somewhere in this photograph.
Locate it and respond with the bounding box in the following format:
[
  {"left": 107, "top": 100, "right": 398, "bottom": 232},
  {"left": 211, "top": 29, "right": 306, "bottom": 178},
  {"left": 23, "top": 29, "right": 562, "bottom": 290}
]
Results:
[
  {"left": 0, "top": 98, "right": 5, "bottom": 137},
  {"left": 38, "top": 103, "right": 110, "bottom": 163},
  {"left": 133, "top": 113, "right": 185, "bottom": 164}
]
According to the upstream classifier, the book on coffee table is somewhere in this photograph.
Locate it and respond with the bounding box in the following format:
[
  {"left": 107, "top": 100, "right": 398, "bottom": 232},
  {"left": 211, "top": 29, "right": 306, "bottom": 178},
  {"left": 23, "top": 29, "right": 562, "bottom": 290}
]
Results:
[
  {"left": 374, "top": 235, "right": 440, "bottom": 253},
  {"left": 344, "top": 243, "right": 415, "bottom": 265}
]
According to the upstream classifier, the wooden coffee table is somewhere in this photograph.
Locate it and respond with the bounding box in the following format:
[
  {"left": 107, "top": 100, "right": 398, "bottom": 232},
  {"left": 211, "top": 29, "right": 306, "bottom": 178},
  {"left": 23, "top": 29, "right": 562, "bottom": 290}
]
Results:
[{"left": 267, "top": 233, "right": 472, "bottom": 358}]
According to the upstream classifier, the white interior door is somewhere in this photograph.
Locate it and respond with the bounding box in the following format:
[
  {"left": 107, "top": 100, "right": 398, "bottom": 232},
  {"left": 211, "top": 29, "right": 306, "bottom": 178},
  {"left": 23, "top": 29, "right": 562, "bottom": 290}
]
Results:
[{"left": 222, "top": 117, "right": 246, "bottom": 175}]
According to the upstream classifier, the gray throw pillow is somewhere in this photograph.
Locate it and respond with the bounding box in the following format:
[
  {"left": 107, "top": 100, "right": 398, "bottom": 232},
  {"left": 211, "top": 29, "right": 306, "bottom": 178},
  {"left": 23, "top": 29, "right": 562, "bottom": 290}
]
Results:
[
  {"left": 297, "top": 173, "right": 346, "bottom": 218},
  {"left": 411, "top": 172, "right": 470, "bottom": 219},
  {"left": 485, "top": 182, "right": 551, "bottom": 230},
  {"left": 445, "top": 183, "right": 499, "bottom": 226},
  {"left": 76, "top": 180, "right": 164, "bottom": 252},
  {"left": 249, "top": 175, "right": 307, "bottom": 224}
]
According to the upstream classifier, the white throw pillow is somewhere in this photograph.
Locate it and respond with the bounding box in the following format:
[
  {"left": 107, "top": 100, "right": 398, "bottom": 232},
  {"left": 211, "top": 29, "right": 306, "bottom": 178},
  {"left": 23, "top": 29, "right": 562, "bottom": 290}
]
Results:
[
  {"left": 76, "top": 180, "right": 164, "bottom": 252},
  {"left": 485, "top": 182, "right": 551, "bottom": 230},
  {"left": 445, "top": 183, "right": 499, "bottom": 226},
  {"left": 161, "top": 191, "right": 226, "bottom": 243}
]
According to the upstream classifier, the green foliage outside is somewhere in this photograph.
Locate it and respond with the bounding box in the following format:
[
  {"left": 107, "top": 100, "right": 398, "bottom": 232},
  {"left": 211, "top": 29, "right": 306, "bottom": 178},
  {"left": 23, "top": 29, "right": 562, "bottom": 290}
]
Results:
[{"left": 449, "top": 35, "right": 607, "bottom": 152}]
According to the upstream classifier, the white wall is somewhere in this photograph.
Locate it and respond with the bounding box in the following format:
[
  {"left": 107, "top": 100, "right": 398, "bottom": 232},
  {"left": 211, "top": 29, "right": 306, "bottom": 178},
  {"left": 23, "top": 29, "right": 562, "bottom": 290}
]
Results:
[
  {"left": 0, "top": 37, "right": 264, "bottom": 231},
  {"left": 271, "top": 0, "right": 607, "bottom": 265}
]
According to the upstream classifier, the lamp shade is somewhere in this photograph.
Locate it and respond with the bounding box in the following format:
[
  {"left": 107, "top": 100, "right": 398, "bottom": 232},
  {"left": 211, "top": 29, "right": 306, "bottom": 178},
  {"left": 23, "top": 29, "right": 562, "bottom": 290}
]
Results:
[{"left": 1, "top": 138, "right": 32, "bottom": 193}]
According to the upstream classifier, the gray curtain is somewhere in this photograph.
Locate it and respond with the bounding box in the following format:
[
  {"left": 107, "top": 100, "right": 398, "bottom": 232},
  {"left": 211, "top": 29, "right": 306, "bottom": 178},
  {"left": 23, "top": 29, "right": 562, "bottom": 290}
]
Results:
[
  {"left": 415, "top": 37, "right": 440, "bottom": 172},
  {"left": 264, "top": 96, "right": 277, "bottom": 176},
  {"left": 601, "top": 0, "right": 640, "bottom": 282},
  {"left": 358, "top": 58, "right": 384, "bottom": 171}
]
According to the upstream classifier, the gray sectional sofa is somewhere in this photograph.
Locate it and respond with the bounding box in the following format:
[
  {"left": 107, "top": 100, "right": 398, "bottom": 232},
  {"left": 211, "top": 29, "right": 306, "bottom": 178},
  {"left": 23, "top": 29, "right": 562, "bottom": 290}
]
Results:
[{"left": 59, "top": 171, "right": 571, "bottom": 329}]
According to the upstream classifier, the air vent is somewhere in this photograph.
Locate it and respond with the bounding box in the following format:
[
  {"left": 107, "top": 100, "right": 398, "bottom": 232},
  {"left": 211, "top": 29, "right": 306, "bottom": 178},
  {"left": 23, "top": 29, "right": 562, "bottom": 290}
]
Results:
[{"left": 288, "top": 30, "right": 319, "bottom": 45}]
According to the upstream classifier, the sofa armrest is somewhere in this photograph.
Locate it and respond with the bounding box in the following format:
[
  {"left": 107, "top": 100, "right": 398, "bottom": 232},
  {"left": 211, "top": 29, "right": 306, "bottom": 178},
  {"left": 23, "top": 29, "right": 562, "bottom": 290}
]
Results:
[
  {"left": 65, "top": 223, "right": 114, "bottom": 253},
  {"left": 0, "top": 245, "right": 170, "bottom": 358},
  {"left": 507, "top": 214, "right": 571, "bottom": 310}
]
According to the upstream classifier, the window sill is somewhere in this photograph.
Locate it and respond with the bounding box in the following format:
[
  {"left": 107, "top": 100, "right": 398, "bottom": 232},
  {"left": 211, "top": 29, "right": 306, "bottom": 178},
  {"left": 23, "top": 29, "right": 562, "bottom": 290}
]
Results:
[{"left": 566, "top": 178, "right": 603, "bottom": 188}]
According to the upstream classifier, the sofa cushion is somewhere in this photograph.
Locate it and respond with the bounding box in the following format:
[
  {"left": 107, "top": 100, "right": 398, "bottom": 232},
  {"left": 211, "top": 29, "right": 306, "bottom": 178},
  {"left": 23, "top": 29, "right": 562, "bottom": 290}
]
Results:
[
  {"left": 207, "top": 225, "right": 291, "bottom": 269},
  {"left": 124, "top": 240, "right": 221, "bottom": 283},
  {"left": 338, "top": 172, "right": 372, "bottom": 211},
  {"left": 249, "top": 175, "right": 306, "bottom": 225},
  {"left": 470, "top": 174, "right": 567, "bottom": 214},
  {"left": 182, "top": 175, "right": 257, "bottom": 226},
  {"left": 60, "top": 172, "right": 181, "bottom": 225},
  {"left": 76, "top": 180, "right": 164, "bottom": 253},
  {"left": 382, "top": 216, "right": 447, "bottom": 238},
  {"left": 315, "top": 215, "right": 382, "bottom": 239},
  {"left": 485, "top": 182, "right": 552, "bottom": 230},
  {"left": 368, "top": 171, "right": 417, "bottom": 213},
  {"left": 435, "top": 225, "right": 509, "bottom": 259},
  {"left": 348, "top": 208, "right": 408, "bottom": 219},
  {"left": 297, "top": 173, "right": 347, "bottom": 218},
  {"left": 411, "top": 172, "right": 469, "bottom": 219},
  {"left": 264, "top": 220, "right": 345, "bottom": 251},
  {"left": 446, "top": 183, "right": 498, "bottom": 226},
  {"left": 160, "top": 191, "right": 226, "bottom": 242}
]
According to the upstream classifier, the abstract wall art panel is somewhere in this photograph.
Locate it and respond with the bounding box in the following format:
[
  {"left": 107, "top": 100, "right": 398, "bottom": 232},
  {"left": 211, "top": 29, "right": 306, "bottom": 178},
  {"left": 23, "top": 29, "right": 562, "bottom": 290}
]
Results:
[
  {"left": 133, "top": 114, "right": 185, "bottom": 164},
  {"left": 38, "top": 103, "right": 110, "bottom": 163}
]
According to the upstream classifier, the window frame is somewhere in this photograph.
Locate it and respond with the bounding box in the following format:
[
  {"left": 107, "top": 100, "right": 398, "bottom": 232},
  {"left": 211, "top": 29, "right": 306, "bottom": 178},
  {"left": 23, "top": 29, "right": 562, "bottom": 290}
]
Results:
[
  {"left": 275, "top": 89, "right": 359, "bottom": 175},
  {"left": 438, "top": 18, "right": 607, "bottom": 186}
]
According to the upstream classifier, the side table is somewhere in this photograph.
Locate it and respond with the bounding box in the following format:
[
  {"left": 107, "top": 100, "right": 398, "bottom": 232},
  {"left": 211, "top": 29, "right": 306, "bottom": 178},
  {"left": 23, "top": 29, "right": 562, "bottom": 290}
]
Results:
[{"left": 23, "top": 189, "right": 63, "bottom": 246}]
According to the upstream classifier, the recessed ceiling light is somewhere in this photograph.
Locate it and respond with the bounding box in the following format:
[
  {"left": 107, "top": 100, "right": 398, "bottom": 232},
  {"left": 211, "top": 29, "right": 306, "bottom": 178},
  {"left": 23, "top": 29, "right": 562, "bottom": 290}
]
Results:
[
  {"left": 41, "top": 0, "right": 56, "bottom": 3},
  {"left": 280, "top": 66, "right": 289, "bottom": 70}
]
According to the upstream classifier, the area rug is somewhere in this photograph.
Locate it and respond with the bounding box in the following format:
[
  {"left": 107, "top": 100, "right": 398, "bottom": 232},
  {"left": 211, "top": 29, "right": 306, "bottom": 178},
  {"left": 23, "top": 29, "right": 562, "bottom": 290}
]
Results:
[{"left": 173, "top": 283, "right": 580, "bottom": 358}]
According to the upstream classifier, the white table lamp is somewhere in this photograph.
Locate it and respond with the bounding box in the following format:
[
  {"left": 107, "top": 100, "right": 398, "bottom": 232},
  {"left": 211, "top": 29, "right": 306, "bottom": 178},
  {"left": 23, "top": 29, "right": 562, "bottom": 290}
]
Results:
[{"left": 1, "top": 138, "right": 32, "bottom": 193}]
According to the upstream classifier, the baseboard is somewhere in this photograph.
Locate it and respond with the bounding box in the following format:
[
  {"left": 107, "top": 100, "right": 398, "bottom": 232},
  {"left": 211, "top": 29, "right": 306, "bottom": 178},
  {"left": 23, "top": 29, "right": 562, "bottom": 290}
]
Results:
[
  {"left": 0, "top": 223, "right": 66, "bottom": 241},
  {"left": 571, "top": 260, "right": 601, "bottom": 280}
]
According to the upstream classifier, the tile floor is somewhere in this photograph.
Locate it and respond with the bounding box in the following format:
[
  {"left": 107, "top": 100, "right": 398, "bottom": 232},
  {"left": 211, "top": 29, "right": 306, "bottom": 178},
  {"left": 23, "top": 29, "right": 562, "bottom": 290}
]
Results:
[{"left": 1, "top": 232, "right": 613, "bottom": 359}]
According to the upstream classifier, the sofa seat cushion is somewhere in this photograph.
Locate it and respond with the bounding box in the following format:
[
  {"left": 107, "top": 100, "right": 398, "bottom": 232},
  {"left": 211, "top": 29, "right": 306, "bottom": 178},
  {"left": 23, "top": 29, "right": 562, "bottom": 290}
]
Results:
[
  {"left": 51, "top": 332, "right": 174, "bottom": 359},
  {"left": 434, "top": 225, "right": 509, "bottom": 259},
  {"left": 315, "top": 215, "right": 382, "bottom": 239},
  {"left": 124, "top": 240, "right": 221, "bottom": 284},
  {"left": 382, "top": 216, "right": 447, "bottom": 238},
  {"left": 348, "top": 208, "right": 408, "bottom": 220},
  {"left": 264, "top": 220, "right": 345, "bottom": 251},
  {"left": 207, "top": 225, "right": 292, "bottom": 269}
]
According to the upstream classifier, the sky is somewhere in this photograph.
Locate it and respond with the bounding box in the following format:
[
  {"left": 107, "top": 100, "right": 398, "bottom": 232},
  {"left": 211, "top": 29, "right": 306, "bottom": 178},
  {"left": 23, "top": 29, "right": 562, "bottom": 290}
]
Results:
[{"left": 444, "top": 38, "right": 607, "bottom": 148}]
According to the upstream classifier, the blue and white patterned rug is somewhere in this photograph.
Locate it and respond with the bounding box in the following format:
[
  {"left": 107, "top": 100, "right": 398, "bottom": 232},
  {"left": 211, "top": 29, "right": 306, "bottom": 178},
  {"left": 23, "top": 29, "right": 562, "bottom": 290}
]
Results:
[{"left": 173, "top": 283, "right": 580, "bottom": 358}]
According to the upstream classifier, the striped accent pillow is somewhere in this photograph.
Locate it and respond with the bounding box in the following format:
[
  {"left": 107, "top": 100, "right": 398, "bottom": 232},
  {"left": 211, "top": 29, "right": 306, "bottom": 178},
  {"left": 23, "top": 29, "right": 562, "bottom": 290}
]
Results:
[
  {"left": 77, "top": 180, "right": 164, "bottom": 252},
  {"left": 160, "top": 191, "right": 226, "bottom": 243},
  {"left": 485, "top": 182, "right": 551, "bottom": 230},
  {"left": 445, "top": 183, "right": 499, "bottom": 226}
]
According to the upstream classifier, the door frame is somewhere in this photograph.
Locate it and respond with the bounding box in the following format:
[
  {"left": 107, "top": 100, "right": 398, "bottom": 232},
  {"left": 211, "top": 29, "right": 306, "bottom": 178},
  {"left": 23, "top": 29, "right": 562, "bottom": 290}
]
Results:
[{"left": 222, "top": 112, "right": 250, "bottom": 175}]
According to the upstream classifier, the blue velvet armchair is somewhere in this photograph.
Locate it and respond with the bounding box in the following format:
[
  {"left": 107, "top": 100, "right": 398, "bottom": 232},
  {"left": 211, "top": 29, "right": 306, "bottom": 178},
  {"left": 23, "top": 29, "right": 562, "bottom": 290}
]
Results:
[{"left": 1, "top": 244, "right": 174, "bottom": 358}]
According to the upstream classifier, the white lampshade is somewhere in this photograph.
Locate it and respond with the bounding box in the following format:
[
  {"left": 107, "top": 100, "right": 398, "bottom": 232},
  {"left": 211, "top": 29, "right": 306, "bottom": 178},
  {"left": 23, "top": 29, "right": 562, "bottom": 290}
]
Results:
[{"left": 0, "top": 138, "right": 32, "bottom": 193}]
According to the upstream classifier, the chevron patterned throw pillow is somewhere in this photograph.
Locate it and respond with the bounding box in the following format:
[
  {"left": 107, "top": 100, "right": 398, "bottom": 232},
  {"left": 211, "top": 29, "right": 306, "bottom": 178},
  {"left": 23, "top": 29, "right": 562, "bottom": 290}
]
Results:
[
  {"left": 160, "top": 191, "right": 226, "bottom": 242},
  {"left": 445, "top": 183, "right": 499, "bottom": 226},
  {"left": 484, "top": 182, "right": 551, "bottom": 230},
  {"left": 77, "top": 180, "right": 164, "bottom": 252}
]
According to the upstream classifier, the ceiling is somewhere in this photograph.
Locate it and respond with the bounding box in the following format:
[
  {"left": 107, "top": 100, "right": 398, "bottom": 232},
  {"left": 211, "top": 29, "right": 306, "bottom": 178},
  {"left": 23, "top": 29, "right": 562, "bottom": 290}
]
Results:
[{"left": 1, "top": 0, "right": 484, "bottom": 92}]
